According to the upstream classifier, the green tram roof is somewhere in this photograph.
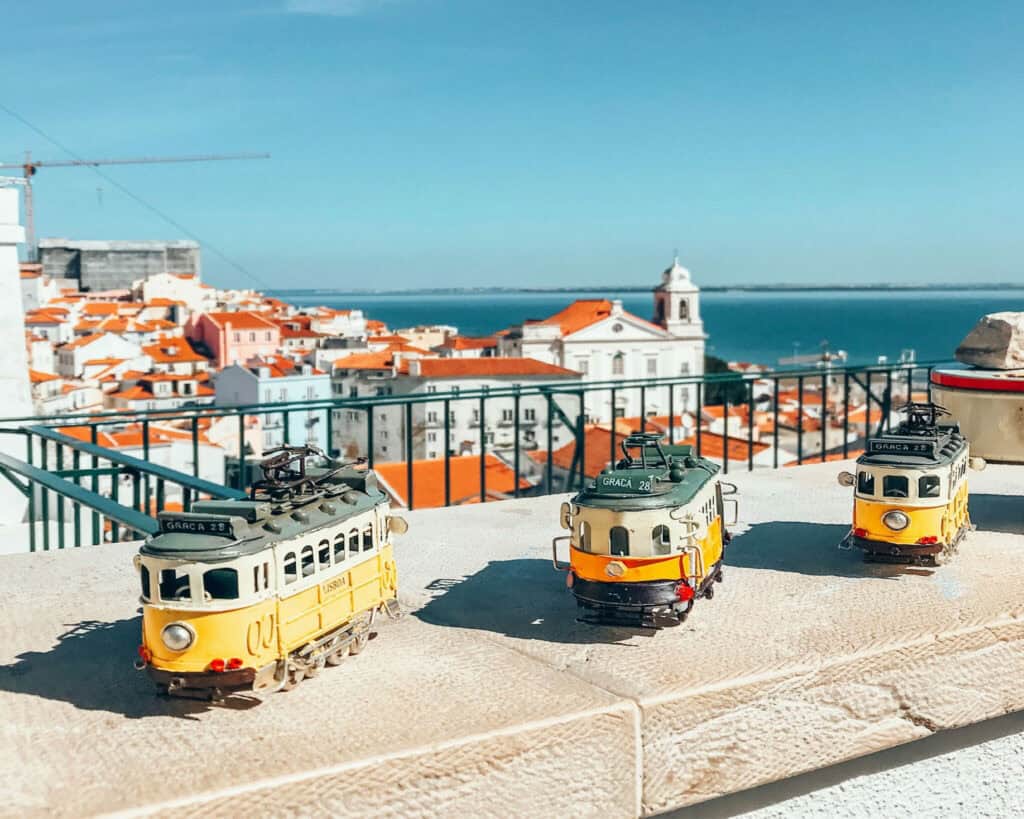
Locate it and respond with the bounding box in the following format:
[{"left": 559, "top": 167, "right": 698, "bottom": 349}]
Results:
[
  {"left": 572, "top": 436, "right": 721, "bottom": 511},
  {"left": 140, "top": 465, "right": 387, "bottom": 563},
  {"left": 857, "top": 424, "right": 967, "bottom": 469}
]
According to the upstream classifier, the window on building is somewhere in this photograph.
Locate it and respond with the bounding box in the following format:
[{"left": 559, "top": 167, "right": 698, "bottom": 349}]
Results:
[
  {"left": 576, "top": 359, "right": 589, "bottom": 375},
  {"left": 380, "top": 431, "right": 388, "bottom": 440},
  {"left": 427, "top": 411, "right": 438, "bottom": 423},
  {"left": 300, "top": 545, "right": 316, "bottom": 576},
  {"left": 524, "top": 408, "right": 536, "bottom": 422},
  {"left": 472, "top": 409, "right": 480, "bottom": 422},
  {"left": 502, "top": 409, "right": 513, "bottom": 422},
  {"left": 265, "top": 332, "right": 272, "bottom": 341},
  {"left": 349, "top": 528, "right": 360, "bottom": 556},
  {"left": 609, "top": 526, "right": 629, "bottom": 556},
  {"left": 264, "top": 389, "right": 272, "bottom": 403},
  {"left": 248, "top": 332, "right": 256, "bottom": 342},
  {"left": 451, "top": 386, "right": 460, "bottom": 395},
  {"left": 307, "top": 386, "right": 315, "bottom": 399},
  {"left": 652, "top": 525, "right": 672, "bottom": 555},
  {"left": 350, "top": 386, "right": 358, "bottom": 398},
  {"left": 233, "top": 332, "right": 241, "bottom": 342},
  {"left": 426, "top": 385, "right": 437, "bottom": 393},
  {"left": 919, "top": 475, "right": 942, "bottom": 498},
  {"left": 428, "top": 451, "right": 437, "bottom": 459},
  {"left": 883, "top": 475, "right": 909, "bottom": 498},
  {"left": 449, "top": 411, "right": 456, "bottom": 424},
  {"left": 857, "top": 471, "right": 875, "bottom": 495},
  {"left": 678, "top": 299, "right": 689, "bottom": 321},
  {"left": 646, "top": 358, "right": 658, "bottom": 376},
  {"left": 375, "top": 387, "right": 387, "bottom": 396},
  {"left": 427, "top": 432, "right": 437, "bottom": 442},
  {"left": 680, "top": 363, "right": 691, "bottom": 376},
  {"left": 612, "top": 353, "right": 625, "bottom": 376},
  {"left": 203, "top": 568, "right": 239, "bottom": 600}
]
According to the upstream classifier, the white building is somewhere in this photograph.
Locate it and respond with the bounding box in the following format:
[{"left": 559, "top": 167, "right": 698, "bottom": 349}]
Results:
[
  {"left": 331, "top": 355, "right": 582, "bottom": 462},
  {"left": 55, "top": 333, "right": 145, "bottom": 378},
  {"left": 498, "top": 257, "right": 706, "bottom": 422},
  {"left": 215, "top": 356, "right": 332, "bottom": 455},
  {"left": 20, "top": 264, "right": 61, "bottom": 312}
]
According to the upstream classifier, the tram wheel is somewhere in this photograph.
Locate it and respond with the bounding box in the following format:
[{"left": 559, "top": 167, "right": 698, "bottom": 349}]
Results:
[
  {"left": 705, "top": 584, "right": 715, "bottom": 600},
  {"left": 282, "top": 665, "right": 305, "bottom": 691},
  {"left": 306, "top": 654, "right": 327, "bottom": 678},
  {"left": 715, "top": 567, "right": 724, "bottom": 583},
  {"left": 326, "top": 639, "right": 350, "bottom": 666},
  {"left": 349, "top": 630, "right": 369, "bottom": 656}
]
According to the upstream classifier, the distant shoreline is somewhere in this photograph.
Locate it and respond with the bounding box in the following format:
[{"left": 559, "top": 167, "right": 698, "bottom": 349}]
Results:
[{"left": 267, "top": 283, "right": 1024, "bottom": 297}]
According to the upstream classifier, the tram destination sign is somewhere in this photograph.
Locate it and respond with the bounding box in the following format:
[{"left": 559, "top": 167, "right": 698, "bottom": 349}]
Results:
[
  {"left": 867, "top": 439, "right": 935, "bottom": 457},
  {"left": 159, "top": 515, "right": 236, "bottom": 538},
  {"left": 595, "top": 471, "right": 658, "bottom": 495}
]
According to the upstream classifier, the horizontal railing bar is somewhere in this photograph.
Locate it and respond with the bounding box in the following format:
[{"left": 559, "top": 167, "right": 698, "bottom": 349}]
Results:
[
  {"left": 0, "top": 360, "right": 948, "bottom": 428},
  {"left": 0, "top": 451, "right": 159, "bottom": 536},
  {"left": 25, "top": 426, "right": 246, "bottom": 501}
]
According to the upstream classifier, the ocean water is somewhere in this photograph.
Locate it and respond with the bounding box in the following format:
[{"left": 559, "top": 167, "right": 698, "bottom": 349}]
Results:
[{"left": 269, "top": 289, "right": 1024, "bottom": 367}]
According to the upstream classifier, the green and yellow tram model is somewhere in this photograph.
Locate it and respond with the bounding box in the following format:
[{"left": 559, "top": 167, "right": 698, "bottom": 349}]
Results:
[
  {"left": 134, "top": 446, "right": 408, "bottom": 701},
  {"left": 553, "top": 433, "right": 738, "bottom": 626},
  {"left": 838, "top": 403, "right": 985, "bottom": 565}
]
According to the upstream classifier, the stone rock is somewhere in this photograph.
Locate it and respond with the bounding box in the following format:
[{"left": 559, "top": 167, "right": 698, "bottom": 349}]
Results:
[{"left": 955, "top": 312, "right": 1024, "bottom": 369}]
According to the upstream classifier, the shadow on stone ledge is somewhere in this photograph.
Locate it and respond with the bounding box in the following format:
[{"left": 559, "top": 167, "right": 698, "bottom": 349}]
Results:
[
  {"left": 415, "top": 558, "right": 673, "bottom": 644},
  {"left": 970, "top": 493, "right": 1024, "bottom": 536},
  {"left": 727, "top": 521, "right": 903, "bottom": 579},
  {"left": 0, "top": 618, "right": 260, "bottom": 719}
]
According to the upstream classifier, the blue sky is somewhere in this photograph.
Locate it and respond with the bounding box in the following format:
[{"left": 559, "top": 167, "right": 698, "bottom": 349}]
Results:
[{"left": 2, "top": 1, "right": 1022, "bottom": 289}]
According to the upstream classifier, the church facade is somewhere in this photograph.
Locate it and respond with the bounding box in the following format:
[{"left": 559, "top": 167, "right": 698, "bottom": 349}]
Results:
[{"left": 498, "top": 257, "right": 707, "bottom": 424}]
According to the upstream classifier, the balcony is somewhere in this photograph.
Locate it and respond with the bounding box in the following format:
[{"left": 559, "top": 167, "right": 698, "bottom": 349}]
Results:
[{"left": 1, "top": 460, "right": 1023, "bottom": 815}]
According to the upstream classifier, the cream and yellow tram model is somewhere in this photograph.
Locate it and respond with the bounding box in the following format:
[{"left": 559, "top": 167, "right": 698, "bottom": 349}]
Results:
[
  {"left": 133, "top": 446, "right": 408, "bottom": 700},
  {"left": 838, "top": 403, "right": 984, "bottom": 565},
  {"left": 553, "top": 433, "right": 737, "bottom": 625}
]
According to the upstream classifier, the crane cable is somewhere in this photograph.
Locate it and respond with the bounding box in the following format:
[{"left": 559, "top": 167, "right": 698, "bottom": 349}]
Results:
[{"left": 0, "top": 100, "right": 272, "bottom": 290}]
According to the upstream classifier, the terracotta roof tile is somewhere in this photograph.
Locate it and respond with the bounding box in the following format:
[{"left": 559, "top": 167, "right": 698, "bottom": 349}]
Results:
[
  {"left": 375, "top": 455, "right": 531, "bottom": 508},
  {"left": 406, "top": 358, "right": 579, "bottom": 378}
]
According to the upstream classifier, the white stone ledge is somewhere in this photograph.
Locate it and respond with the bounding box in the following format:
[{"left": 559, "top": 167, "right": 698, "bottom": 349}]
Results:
[{"left": 1, "top": 462, "right": 1022, "bottom": 817}]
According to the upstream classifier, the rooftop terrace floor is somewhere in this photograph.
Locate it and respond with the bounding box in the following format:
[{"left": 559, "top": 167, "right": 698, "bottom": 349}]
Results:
[{"left": 1, "top": 462, "right": 1023, "bottom": 816}]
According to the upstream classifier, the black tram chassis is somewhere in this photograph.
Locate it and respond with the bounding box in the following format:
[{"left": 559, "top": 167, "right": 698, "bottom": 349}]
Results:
[{"left": 571, "top": 568, "right": 719, "bottom": 615}]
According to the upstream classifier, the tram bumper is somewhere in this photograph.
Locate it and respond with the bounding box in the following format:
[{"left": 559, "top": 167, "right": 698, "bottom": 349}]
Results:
[
  {"left": 571, "top": 575, "right": 686, "bottom": 611},
  {"left": 146, "top": 665, "right": 257, "bottom": 697},
  {"left": 845, "top": 532, "right": 944, "bottom": 558}
]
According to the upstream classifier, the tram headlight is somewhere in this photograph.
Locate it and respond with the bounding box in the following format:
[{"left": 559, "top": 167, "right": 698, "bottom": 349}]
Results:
[
  {"left": 882, "top": 510, "right": 910, "bottom": 531},
  {"left": 161, "top": 623, "right": 195, "bottom": 652}
]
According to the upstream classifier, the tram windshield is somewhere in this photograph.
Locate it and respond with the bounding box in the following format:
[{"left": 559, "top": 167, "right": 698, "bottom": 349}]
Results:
[{"left": 919, "top": 474, "right": 942, "bottom": 498}]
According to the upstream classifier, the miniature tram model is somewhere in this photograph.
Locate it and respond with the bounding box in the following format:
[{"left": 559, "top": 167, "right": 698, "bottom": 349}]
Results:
[
  {"left": 838, "top": 403, "right": 984, "bottom": 565},
  {"left": 134, "top": 446, "right": 408, "bottom": 700},
  {"left": 553, "top": 433, "right": 737, "bottom": 625}
]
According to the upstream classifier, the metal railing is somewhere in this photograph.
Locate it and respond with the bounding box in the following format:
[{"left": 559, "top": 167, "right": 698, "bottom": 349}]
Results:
[{"left": 0, "top": 360, "right": 945, "bottom": 546}]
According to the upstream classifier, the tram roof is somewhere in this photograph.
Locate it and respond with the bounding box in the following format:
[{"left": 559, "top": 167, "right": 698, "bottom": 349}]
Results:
[
  {"left": 857, "top": 425, "right": 967, "bottom": 469},
  {"left": 140, "top": 466, "right": 387, "bottom": 562},
  {"left": 572, "top": 444, "right": 721, "bottom": 510}
]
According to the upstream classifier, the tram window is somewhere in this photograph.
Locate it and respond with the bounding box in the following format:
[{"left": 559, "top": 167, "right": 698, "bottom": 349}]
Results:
[
  {"left": 333, "top": 532, "right": 346, "bottom": 563},
  {"left": 283, "top": 552, "right": 298, "bottom": 584},
  {"left": 349, "top": 528, "right": 360, "bottom": 556},
  {"left": 301, "top": 546, "right": 316, "bottom": 576},
  {"left": 652, "top": 525, "right": 671, "bottom": 555},
  {"left": 362, "top": 525, "right": 374, "bottom": 551},
  {"left": 159, "top": 568, "right": 190, "bottom": 601},
  {"left": 857, "top": 472, "right": 875, "bottom": 495},
  {"left": 253, "top": 565, "right": 260, "bottom": 593},
  {"left": 139, "top": 564, "right": 151, "bottom": 600},
  {"left": 578, "top": 520, "right": 592, "bottom": 552},
  {"left": 919, "top": 475, "right": 942, "bottom": 498},
  {"left": 203, "top": 568, "right": 239, "bottom": 600},
  {"left": 318, "top": 539, "right": 331, "bottom": 568},
  {"left": 263, "top": 562, "right": 270, "bottom": 589},
  {"left": 610, "top": 526, "right": 630, "bottom": 556},
  {"left": 883, "top": 475, "right": 909, "bottom": 498}
]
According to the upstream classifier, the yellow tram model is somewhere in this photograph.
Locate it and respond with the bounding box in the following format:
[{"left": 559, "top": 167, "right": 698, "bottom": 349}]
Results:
[
  {"left": 838, "top": 403, "right": 984, "bottom": 565},
  {"left": 553, "top": 433, "right": 737, "bottom": 625},
  {"left": 134, "top": 446, "right": 408, "bottom": 700}
]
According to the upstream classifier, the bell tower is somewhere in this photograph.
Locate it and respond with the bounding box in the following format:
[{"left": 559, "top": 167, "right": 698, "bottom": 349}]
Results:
[{"left": 654, "top": 255, "right": 703, "bottom": 338}]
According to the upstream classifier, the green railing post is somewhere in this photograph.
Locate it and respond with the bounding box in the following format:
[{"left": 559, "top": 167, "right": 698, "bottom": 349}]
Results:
[
  {"left": 772, "top": 377, "right": 780, "bottom": 470},
  {"left": 26, "top": 433, "right": 36, "bottom": 553},
  {"left": 545, "top": 392, "right": 554, "bottom": 494},
  {"left": 90, "top": 425, "right": 100, "bottom": 545},
  {"left": 72, "top": 449, "right": 81, "bottom": 547},
  {"left": 238, "top": 413, "right": 246, "bottom": 491},
  {"left": 443, "top": 399, "right": 451, "bottom": 507},
  {"left": 405, "top": 402, "right": 414, "bottom": 511},
  {"left": 192, "top": 416, "right": 200, "bottom": 478},
  {"left": 41, "top": 441, "right": 49, "bottom": 551},
  {"left": 478, "top": 395, "right": 486, "bottom": 503},
  {"left": 366, "top": 408, "right": 375, "bottom": 468},
  {"left": 513, "top": 392, "right": 521, "bottom": 499},
  {"left": 797, "top": 376, "right": 805, "bottom": 465}
]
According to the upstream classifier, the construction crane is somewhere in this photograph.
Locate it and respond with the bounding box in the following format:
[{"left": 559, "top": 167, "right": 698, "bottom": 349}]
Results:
[{"left": 0, "top": 150, "right": 270, "bottom": 259}]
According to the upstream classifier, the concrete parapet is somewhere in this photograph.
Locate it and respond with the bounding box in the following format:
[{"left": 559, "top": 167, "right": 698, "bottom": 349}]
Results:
[{"left": 1, "top": 462, "right": 1023, "bottom": 816}]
